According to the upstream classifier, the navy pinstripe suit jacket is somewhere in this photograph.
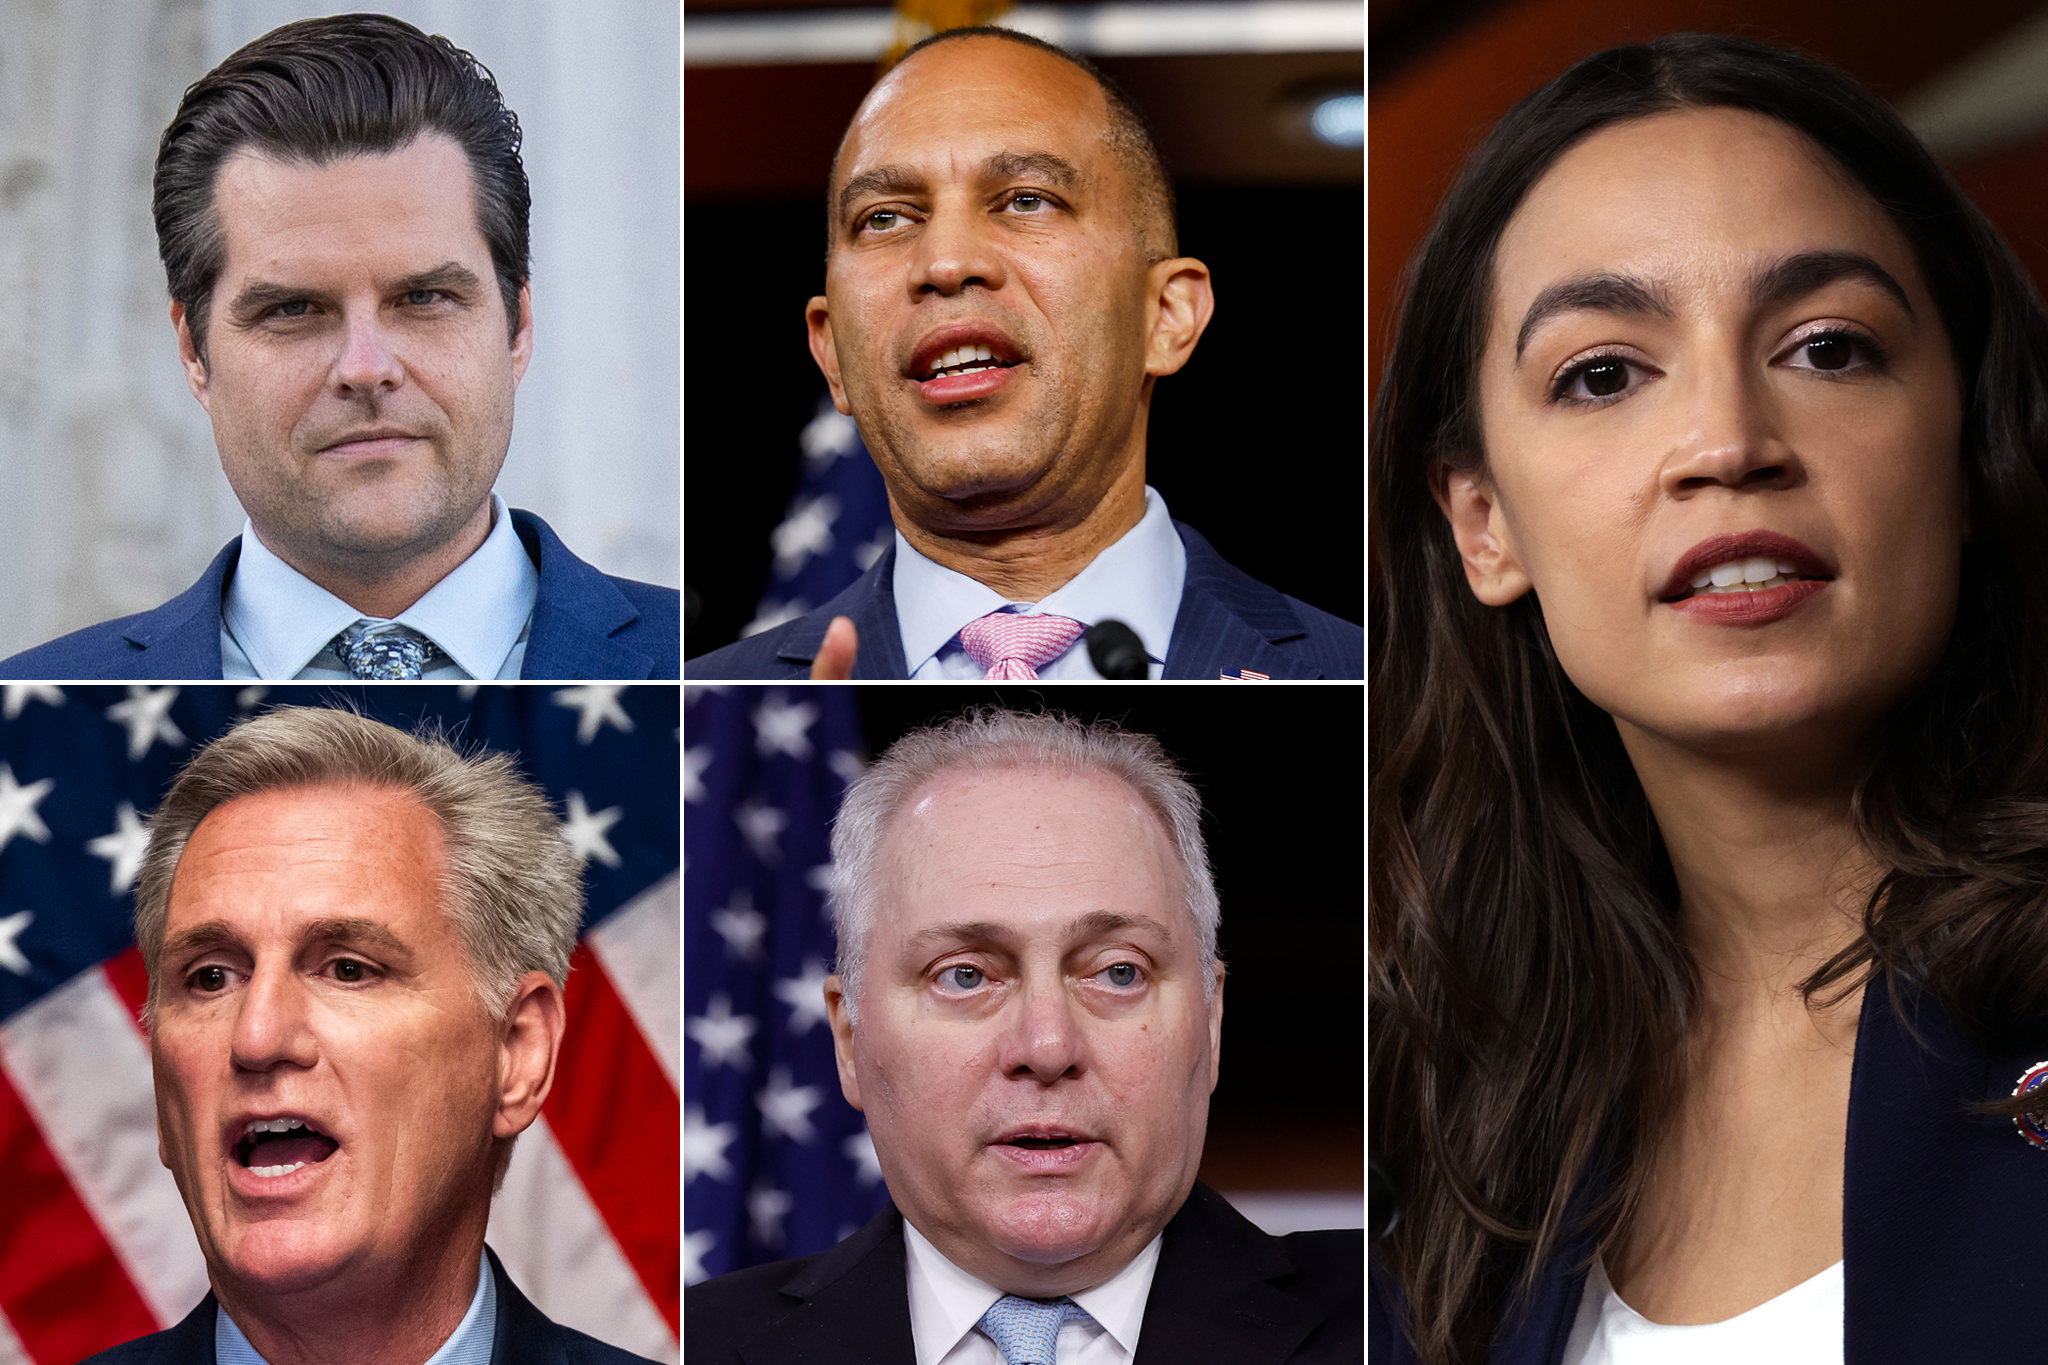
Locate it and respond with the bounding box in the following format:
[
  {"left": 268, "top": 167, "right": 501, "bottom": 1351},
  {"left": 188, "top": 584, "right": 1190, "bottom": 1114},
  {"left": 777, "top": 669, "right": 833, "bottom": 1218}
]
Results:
[
  {"left": 685, "top": 521, "right": 1362, "bottom": 680},
  {"left": 1369, "top": 983, "right": 2048, "bottom": 1362}
]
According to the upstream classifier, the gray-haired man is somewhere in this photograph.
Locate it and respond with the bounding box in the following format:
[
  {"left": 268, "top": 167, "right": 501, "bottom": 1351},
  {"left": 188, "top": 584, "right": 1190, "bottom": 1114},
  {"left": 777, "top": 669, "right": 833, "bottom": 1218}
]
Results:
[
  {"left": 91, "top": 707, "right": 655, "bottom": 1365},
  {"left": 687, "top": 710, "right": 1362, "bottom": 1363}
]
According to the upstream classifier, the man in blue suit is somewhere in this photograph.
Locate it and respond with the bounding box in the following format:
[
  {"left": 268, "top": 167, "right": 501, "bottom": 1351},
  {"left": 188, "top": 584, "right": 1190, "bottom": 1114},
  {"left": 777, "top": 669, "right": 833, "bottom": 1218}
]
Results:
[
  {"left": 685, "top": 29, "right": 1359, "bottom": 682},
  {"left": 0, "top": 16, "right": 677, "bottom": 682}
]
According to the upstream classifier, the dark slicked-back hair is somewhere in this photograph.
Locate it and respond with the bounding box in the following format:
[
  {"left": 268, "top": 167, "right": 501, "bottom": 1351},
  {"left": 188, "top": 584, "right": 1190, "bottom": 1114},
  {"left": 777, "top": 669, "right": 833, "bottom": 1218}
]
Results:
[
  {"left": 838, "top": 26, "right": 1178, "bottom": 262},
  {"left": 155, "top": 13, "right": 531, "bottom": 358}
]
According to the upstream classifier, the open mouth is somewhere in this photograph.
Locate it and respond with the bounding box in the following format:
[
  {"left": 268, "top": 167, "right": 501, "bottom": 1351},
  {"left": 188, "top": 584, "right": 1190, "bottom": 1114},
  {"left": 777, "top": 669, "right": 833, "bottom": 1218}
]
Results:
[
  {"left": 1662, "top": 554, "right": 1827, "bottom": 603},
  {"left": 235, "top": 1117, "right": 339, "bottom": 1179},
  {"left": 923, "top": 345, "right": 1019, "bottom": 382},
  {"left": 1006, "top": 1135, "right": 1081, "bottom": 1150}
]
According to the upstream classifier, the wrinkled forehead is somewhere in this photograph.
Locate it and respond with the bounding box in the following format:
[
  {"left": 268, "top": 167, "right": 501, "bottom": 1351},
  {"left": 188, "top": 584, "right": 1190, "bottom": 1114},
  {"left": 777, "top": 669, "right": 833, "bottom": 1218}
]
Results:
[
  {"left": 873, "top": 763, "right": 1191, "bottom": 937},
  {"left": 832, "top": 37, "right": 1115, "bottom": 198}
]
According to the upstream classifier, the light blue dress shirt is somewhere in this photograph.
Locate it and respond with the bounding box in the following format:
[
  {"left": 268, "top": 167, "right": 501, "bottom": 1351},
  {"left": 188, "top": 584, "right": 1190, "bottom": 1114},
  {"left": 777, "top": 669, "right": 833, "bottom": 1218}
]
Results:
[
  {"left": 215, "top": 1249, "right": 497, "bottom": 1365},
  {"left": 221, "top": 494, "right": 539, "bottom": 680},
  {"left": 894, "top": 485, "right": 1187, "bottom": 679}
]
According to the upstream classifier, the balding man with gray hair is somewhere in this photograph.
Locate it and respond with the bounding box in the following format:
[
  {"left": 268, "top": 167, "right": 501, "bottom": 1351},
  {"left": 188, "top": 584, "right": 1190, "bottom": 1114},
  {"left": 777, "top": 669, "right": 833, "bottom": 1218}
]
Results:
[
  {"left": 687, "top": 708, "right": 1361, "bottom": 1364},
  {"left": 94, "top": 706, "right": 655, "bottom": 1365}
]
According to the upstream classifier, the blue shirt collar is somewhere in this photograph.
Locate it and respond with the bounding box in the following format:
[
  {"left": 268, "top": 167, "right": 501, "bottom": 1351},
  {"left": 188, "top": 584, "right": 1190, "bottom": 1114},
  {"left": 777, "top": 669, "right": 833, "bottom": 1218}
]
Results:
[
  {"left": 215, "top": 1249, "right": 497, "bottom": 1365},
  {"left": 221, "top": 494, "right": 539, "bottom": 679},
  {"left": 891, "top": 485, "right": 1186, "bottom": 677}
]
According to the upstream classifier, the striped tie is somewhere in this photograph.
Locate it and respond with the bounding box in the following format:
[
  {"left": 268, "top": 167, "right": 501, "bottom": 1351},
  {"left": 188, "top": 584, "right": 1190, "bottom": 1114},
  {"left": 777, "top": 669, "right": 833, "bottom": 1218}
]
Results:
[
  {"left": 957, "top": 611, "right": 1085, "bottom": 681},
  {"left": 977, "top": 1294, "right": 1092, "bottom": 1365}
]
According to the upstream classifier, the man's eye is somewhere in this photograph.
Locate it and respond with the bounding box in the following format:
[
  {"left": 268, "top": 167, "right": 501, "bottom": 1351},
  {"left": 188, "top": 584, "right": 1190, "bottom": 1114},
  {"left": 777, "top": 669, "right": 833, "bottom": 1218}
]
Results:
[
  {"left": 189, "top": 965, "right": 229, "bottom": 993},
  {"left": 1008, "top": 193, "right": 1045, "bottom": 213},
  {"left": 1101, "top": 962, "right": 1141, "bottom": 988},
  {"left": 861, "top": 210, "right": 900, "bottom": 233},
  {"left": 273, "top": 300, "right": 311, "bottom": 319},
  {"left": 332, "top": 959, "right": 368, "bottom": 983},
  {"left": 941, "top": 965, "right": 984, "bottom": 990},
  {"left": 403, "top": 289, "right": 447, "bottom": 307}
]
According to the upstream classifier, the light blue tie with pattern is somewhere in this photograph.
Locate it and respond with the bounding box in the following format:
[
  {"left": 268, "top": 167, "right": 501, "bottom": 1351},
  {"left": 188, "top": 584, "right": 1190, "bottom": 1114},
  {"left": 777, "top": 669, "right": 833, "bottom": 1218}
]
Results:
[
  {"left": 332, "top": 620, "right": 440, "bottom": 680},
  {"left": 977, "top": 1295, "right": 1092, "bottom": 1365}
]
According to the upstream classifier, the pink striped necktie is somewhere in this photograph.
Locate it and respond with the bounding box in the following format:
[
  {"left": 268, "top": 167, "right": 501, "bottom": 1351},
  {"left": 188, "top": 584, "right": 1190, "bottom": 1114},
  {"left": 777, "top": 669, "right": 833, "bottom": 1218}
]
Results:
[{"left": 957, "top": 610, "right": 1086, "bottom": 680}]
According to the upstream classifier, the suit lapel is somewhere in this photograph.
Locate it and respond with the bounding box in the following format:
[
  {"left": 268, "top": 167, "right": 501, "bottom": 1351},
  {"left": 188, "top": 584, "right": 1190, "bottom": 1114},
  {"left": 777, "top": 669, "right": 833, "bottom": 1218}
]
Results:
[
  {"left": 514, "top": 512, "right": 658, "bottom": 679},
  {"left": 776, "top": 545, "right": 909, "bottom": 679},
  {"left": 1843, "top": 985, "right": 2048, "bottom": 1360},
  {"left": 738, "top": 1206, "right": 916, "bottom": 1365},
  {"left": 120, "top": 541, "right": 238, "bottom": 678},
  {"left": 1164, "top": 524, "right": 1319, "bottom": 680},
  {"left": 1132, "top": 1185, "right": 1329, "bottom": 1365}
]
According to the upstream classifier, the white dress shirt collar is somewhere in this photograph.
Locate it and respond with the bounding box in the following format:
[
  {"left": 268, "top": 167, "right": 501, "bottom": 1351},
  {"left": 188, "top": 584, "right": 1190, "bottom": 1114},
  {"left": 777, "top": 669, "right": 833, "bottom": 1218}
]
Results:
[
  {"left": 892, "top": 485, "right": 1186, "bottom": 680},
  {"left": 902, "top": 1216, "right": 1162, "bottom": 1365},
  {"left": 221, "top": 494, "right": 539, "bottom": 680},
  {"left": 215, "top": 1249, "right": 498, "bottom": 1365}
]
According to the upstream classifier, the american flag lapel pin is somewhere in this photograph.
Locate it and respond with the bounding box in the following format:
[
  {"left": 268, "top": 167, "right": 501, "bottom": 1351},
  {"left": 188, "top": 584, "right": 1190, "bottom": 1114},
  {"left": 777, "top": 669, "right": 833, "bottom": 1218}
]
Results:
[
  {"left": 2014, "top": 1060, "right": 2048, "bottom": 1149},
  {"left": 1217, "top": 669, "right": 1270, "bottom": 681}
]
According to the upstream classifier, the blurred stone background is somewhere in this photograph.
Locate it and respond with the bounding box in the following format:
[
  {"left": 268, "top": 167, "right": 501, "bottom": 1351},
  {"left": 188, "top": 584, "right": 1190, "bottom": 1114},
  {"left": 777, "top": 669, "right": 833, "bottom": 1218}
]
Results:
[{"left": 0, "top": 0, "right": 679, "bottom": 660}]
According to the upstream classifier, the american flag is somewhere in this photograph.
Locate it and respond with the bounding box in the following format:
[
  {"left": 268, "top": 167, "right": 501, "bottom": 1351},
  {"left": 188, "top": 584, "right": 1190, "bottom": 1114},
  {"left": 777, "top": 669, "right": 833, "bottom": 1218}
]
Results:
[
  {"left": 0, "top": 684, "right": 679, "bottom": 1364},
  {"left": 744, "top": 396, "right": 895, "bottom": 640},
  {"left": 684, "top": 685, "right": 890, "bottom": 1284}
]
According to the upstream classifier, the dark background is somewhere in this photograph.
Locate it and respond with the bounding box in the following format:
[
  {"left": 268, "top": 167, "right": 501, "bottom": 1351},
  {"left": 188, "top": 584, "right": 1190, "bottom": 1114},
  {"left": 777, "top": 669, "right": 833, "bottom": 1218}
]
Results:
[
  {"left": 851, "top": 684, "right": 1364, "bottom": 1193},
  {"left": 685, "top": 22, "right": 1365, "bottom": 659}
]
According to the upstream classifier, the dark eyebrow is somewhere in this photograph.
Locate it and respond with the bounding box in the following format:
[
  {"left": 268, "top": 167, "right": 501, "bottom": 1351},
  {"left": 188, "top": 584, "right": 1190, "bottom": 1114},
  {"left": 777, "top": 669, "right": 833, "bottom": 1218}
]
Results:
[
  {"left": 394, "top": 262, "right": 486, "bottom": 297},
  {"left": 837, "top": 165, "right": 925, "bottom": 223},
  {"left": 1749, "top": 249, "right": 1911, "bottom": 316},
  {"left": 1515, "top": 273, "right": 1674, "bottom": 362},
  {"left": 980, "top": 150, "right": 1080, "bottom": 191},
  {"left": 225, "top": 262, "right": 482, "bottom": 319}
]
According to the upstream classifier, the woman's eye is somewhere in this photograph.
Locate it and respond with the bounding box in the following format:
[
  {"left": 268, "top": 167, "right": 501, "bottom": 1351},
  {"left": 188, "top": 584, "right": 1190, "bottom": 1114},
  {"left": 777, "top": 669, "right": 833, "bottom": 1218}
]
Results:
[
  {"left": 1552, "top": 355, "right": 1638, "bottom": 404},
  {"left": 1784, "top": 329, "right": 1882, "bottom": 374},
  {"left": 942, "top": 965, "right": 983, "bottom": 990},
  {"left": 189, "top": 965, "right": 228, "bottom": 993},
  {"left": 1102, "top": 962, "right": 1140, "bottom": 988}
]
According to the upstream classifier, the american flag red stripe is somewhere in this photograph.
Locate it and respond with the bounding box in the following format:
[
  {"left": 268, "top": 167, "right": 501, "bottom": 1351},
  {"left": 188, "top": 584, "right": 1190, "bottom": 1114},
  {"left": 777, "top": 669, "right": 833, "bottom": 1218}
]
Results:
[
  {"left": 101, "top": 948, "right": 149, "bottom": 1032},
  {"left": 546, "top": 941, "right": 682, "bottom": 1332},
  {"left": 0, "top": 1062, "right": 157, "bottom": 1364}
]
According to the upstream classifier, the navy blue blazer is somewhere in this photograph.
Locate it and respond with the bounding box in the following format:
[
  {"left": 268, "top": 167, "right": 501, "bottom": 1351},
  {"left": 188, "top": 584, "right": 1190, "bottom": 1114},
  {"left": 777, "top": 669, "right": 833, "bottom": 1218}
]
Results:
[
  {"left": 1369, "top": 983, "right": 2048, "bottom": 1362},
  {"left": 688, "top": 1181, "right": 1363, "bottom": 1364},
  {"left": 80, "top": 1245, "right": 660, "bottom": 1364},
  {"left": 0, "top": 510, "right": 679, "bottom": 680},
  {"left": 685, "top": 522, "right": 1362, "bottom": 680}
]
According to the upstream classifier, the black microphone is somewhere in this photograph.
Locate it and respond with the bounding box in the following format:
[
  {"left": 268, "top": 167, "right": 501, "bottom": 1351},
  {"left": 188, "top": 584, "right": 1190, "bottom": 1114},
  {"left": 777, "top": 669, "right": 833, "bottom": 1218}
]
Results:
[{"left": 1085, "top": 619, "right": 1148, "bottom": 679}]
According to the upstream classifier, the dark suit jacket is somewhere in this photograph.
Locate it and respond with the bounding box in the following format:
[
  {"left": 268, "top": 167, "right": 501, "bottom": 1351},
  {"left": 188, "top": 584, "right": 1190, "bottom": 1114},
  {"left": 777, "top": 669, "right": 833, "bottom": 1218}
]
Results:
[
  {"left": 688, "top": 1181, "right": 1363, "bottom": 1363},
  {"left": 0, "top": 510, "right": 680, "bottom": 680},
  {"left": 1369, "top": 984, "right": 2048, "bottom": 1362},
  {"left": 684, "top": 522, "right": 1363, "bottom": 680},
  {"left": 80, "top": 1245, "right": 660, "bottom": 1364}
]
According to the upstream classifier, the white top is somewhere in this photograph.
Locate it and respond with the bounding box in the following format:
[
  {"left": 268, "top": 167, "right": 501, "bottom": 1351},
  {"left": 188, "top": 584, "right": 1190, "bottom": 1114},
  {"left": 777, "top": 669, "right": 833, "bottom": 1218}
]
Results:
[
  {"left": 893, "top": 484, "right": 1187, "bottom": 680},
  {"left": 221, "top": 493, "right": 538, "bottom": 680},
  {"left": 217, "top": 1249, "right": 497, "bottom": 1365},
  {"left": 1561, "top": 1255, "right": 1844, "bottom": 1365},
  {"left": 902, "top": 1217, "right": 1162, "bottom": 1365}
]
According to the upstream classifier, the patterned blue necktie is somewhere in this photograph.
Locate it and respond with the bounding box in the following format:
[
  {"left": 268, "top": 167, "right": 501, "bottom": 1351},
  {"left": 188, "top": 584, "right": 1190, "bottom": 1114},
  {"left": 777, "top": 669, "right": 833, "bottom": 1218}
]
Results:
[
  {"left": 331, "top": 620, "right": 440, "bottom": 680},
  {"left": 977, "top": 1295, "right": 1092, "bottom": 1365}
]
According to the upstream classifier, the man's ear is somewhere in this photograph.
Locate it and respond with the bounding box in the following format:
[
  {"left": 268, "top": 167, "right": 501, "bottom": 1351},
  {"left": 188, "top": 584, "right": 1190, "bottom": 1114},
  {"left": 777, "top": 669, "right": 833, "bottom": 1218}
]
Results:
[
  {"left": 172, "top": 301, "right": 211, "bottom": 411},
  {"left": 806, "top": 296, "right": 852, "bottom": 416},
  {"left": 823, "top": 974, "right": 863, "bottom": 1111},
  {"left": 1142, "top": 256, "right": 1214, "bottom": 378},
  {"left": 493, "top": 971, "right": 566, "bottom": 1140},
  {"left": 509, "top": 282, "right": 535, "bottom": 385},
  {"left": 1434, "top": 465, "right": 1534, "bottom": 605}
]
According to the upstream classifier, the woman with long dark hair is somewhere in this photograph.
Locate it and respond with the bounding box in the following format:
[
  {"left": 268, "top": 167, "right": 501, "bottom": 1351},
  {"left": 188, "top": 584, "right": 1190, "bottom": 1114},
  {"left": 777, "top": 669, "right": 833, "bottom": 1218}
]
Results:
[{"left": 1370, "top": 33, "right": 2048, "bottom": 1364}]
